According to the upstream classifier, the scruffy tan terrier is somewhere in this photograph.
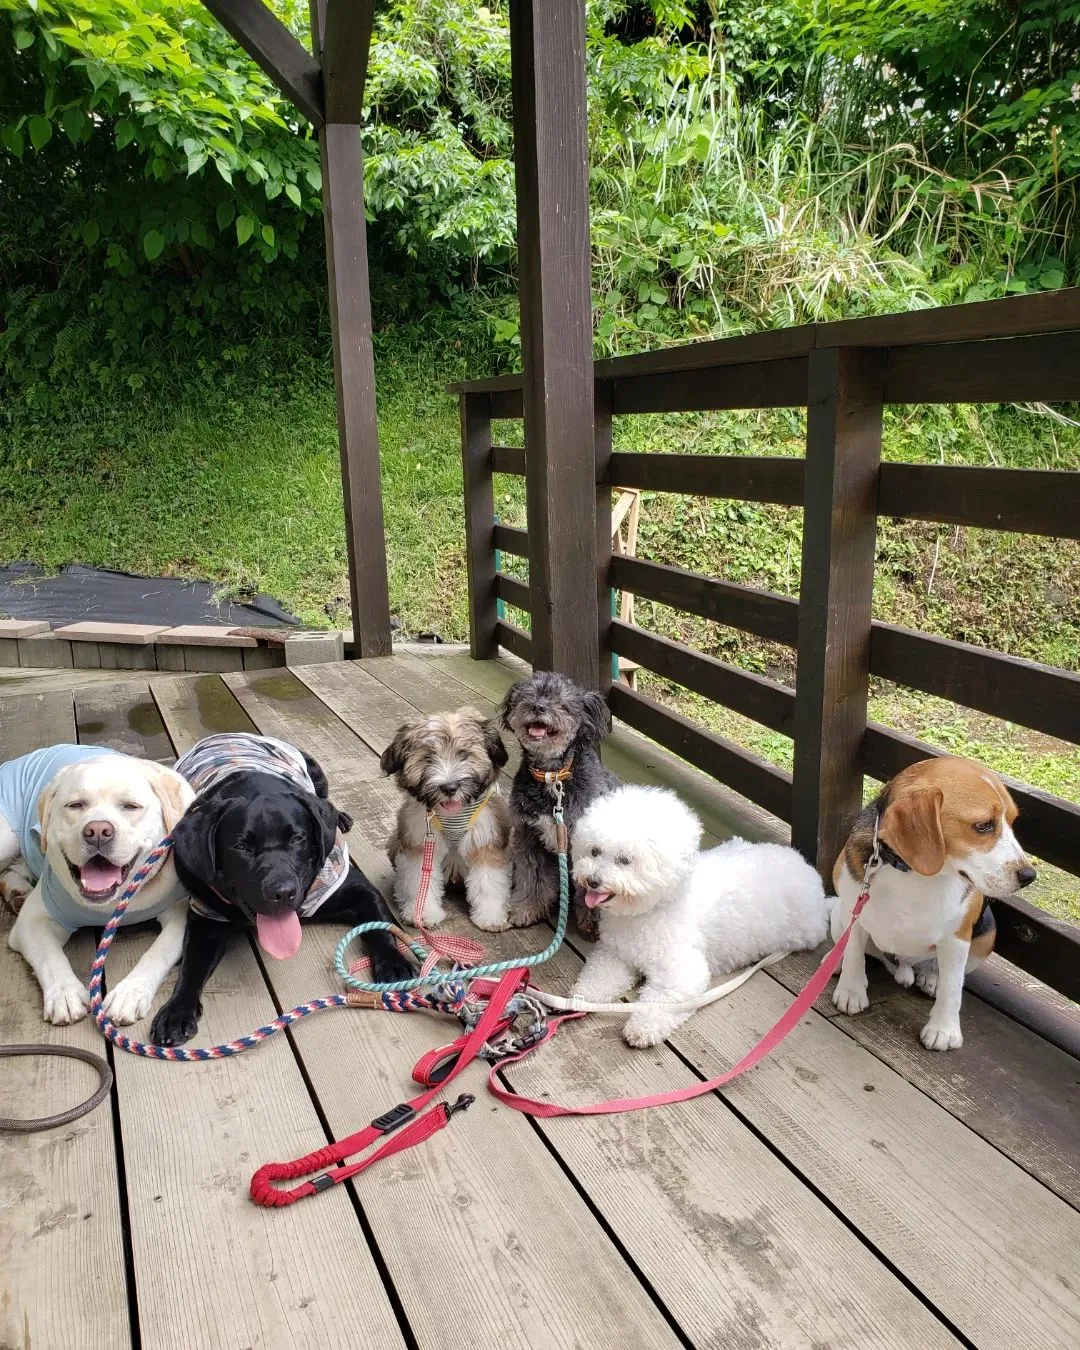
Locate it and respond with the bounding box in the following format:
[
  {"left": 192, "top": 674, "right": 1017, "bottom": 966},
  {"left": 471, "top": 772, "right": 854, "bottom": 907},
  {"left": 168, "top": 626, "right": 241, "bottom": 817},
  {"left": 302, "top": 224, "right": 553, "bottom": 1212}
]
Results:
[{"left": 381, "top": 707, "right": 513, "bottom": 932}]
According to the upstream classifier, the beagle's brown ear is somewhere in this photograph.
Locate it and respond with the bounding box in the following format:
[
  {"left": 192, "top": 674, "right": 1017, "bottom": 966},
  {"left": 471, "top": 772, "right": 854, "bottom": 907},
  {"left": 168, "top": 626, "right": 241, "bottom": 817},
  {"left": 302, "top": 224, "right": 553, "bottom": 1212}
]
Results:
[
  {"left": 141, "top": 762, "right": 196, "bottom": 833},
  {"left": 881, "top": 785, "right": 946, "bottom": 876}
]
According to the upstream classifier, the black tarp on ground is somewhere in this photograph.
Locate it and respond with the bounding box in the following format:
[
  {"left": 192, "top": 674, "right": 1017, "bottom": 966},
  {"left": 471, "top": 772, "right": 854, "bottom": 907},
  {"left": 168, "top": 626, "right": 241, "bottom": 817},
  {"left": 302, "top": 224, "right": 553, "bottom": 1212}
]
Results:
[{"left": 0, "top": 563, "right": 298, "bottom": 627}]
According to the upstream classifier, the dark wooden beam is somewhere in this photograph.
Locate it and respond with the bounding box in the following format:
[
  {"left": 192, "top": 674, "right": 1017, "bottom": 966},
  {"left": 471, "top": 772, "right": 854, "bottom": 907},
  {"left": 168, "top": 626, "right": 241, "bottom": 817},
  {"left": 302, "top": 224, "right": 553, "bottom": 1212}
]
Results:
[
  {"left": 318, "top": 120, "right": 392, "bottom": 655},
  {"left": 492, "top": 523, "right": 529, "bottom": 557},
  {"left": 869, "top": 624, "right": 1080, "bottom": 746},
  {"left": 878, "top": 463, "right": 1080, "bottom": 539},
  {"left": 461, "top": 394, "right": 499, "bottom": 659},
  {"left": 494, "top": 619, "right": 533, "bottom": 662},
  {"left": 609, "top": 556, "right": 799, "bottom": 647},
  {"left": 611, "top": 356, "right": 807, "bottom": 414},
  {"left": 610, "top": 453, "right": 804, "bottom": 505},
  {"left": 610, "top": 621, "right": 795, "bottom": 734},
  {"left": 510, "top": 0, "right": 598, "bottom": 686},
  {"left": 321, "top": 0, "right": 375, "bottom": 122},
  {"left": 609, "top": 685, "right": 793, "bottom": 822},
  {"left": 301, "top": 2, "right": 391, "bottom": 656},
  {"left": 791, "top": 348, "right": 885, "bottom": 880},
  {"left": 203, "top": 0, "right": 324, "bottom": 127}
]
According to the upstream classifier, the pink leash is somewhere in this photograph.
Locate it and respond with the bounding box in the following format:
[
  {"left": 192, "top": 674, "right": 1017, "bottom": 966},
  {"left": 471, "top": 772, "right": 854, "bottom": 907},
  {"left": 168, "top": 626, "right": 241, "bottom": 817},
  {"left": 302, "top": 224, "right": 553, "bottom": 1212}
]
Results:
[
  {"left": 413, "top": 889, "right": 870, "bottom": 1117},
  {"left": 408, "top": 825, "right": 487, "bottom": 975}
]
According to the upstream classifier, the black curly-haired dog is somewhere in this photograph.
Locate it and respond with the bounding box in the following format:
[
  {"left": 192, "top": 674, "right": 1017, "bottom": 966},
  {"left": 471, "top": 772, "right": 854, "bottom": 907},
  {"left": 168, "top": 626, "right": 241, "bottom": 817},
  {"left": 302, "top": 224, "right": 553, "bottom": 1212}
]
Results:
[{"left": 499, "top": 670, "right": 619, "bottom": 931}]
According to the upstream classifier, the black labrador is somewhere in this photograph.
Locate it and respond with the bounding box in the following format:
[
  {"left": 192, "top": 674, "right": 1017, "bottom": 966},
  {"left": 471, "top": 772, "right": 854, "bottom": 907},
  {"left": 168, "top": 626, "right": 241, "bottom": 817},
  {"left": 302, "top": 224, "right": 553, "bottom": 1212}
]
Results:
[{"left": 150, "top": 750, "right": 412, "bottom": 1046}]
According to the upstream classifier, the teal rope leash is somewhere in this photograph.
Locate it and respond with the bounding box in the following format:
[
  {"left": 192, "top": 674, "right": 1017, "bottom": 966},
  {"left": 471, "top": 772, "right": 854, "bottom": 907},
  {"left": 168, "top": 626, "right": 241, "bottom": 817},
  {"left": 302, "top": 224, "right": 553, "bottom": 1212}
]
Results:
[{"left": 335, "top": 804, "right": 571, "bottom": 994}]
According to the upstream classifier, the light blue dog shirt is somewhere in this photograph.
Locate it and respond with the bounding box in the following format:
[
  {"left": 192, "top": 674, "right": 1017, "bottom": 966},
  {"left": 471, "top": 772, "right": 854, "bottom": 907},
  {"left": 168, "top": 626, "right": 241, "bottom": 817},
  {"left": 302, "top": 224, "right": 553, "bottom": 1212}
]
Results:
[{"left": 0, "top": 744, "right": 183, "bottom": 931}]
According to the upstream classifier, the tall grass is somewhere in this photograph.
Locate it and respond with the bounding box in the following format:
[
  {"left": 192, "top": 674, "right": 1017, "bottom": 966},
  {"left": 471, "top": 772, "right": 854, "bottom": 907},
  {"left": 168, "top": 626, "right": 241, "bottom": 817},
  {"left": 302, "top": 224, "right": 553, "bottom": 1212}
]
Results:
[{"left": 582, "top": 37, "right": 1043, "bottom": 355}]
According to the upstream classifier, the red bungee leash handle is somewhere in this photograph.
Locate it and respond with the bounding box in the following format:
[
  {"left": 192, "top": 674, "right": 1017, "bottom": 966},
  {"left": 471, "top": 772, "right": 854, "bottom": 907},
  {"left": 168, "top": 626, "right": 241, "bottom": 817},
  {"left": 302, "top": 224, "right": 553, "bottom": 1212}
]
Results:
[{"left": 249, "top": 967, "right": 528, "bottom": 1207}]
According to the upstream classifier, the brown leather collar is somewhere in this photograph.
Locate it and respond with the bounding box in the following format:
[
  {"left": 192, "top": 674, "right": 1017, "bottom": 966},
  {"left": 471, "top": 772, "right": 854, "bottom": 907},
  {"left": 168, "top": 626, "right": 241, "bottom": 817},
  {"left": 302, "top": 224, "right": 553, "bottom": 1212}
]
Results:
[{"left": 529, "top": 755, "right": 573, "bottom": 785}]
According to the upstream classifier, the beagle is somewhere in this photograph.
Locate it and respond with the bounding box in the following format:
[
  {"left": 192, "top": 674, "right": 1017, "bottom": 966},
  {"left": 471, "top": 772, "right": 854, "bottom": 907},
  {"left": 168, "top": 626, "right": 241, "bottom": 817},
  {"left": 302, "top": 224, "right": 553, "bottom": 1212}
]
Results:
[{"left": 830, "top": 757, "right": 1036, "bottom": 1051}]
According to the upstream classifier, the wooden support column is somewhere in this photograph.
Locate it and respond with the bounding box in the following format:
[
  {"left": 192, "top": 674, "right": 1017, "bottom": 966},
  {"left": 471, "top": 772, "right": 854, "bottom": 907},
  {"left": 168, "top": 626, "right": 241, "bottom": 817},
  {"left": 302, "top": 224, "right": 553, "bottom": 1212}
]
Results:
[
  {"left": 460, "top": 393, "right": 498, "bottom": 659},
  {"left": 310, "top": 0, "right": 392, "bottom": 656},
  {"left": 791, "top": 347, "right": 885, "bottom": 880},
  {"left": 510, "top": 0, "right": 599, "bottom": 686},
  {"left": 595, "top": 381, "right": 614, "bottom": 694}
]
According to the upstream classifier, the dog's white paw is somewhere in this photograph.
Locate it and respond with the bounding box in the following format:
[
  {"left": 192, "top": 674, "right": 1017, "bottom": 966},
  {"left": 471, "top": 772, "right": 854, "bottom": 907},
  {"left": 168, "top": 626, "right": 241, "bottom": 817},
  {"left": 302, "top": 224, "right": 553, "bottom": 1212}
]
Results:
[
  {"left": 920, "top": 1015, "right": 962, "bottom": 1052},
  {"left": 892, "top": 961, "right": 915, "bottom": 989},
  {"left": 833, "top": 982, "right": 870, "bottom": 1016},
  {"left": 44, "top": 979, "right": 91, "bottom": 1025},
  {"left": 0, "top": 865, "right": 31, "bottom": 914},
  {"left": 102, "top": 976, "right": 155, "bottom": 1025},
  {"left": 623, "top": 1017, "right": 665, "bottom": 1049},
  {"left": 470, "top": 914, "right": 510, "bottom": 933},
  {"left": 914, "top": 965, "right": 939, "bottom": 998}
]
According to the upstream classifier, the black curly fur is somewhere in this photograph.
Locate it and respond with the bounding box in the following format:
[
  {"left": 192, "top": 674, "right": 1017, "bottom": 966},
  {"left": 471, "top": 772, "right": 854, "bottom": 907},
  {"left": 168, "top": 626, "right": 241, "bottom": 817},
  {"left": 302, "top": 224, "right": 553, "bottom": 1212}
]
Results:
[{"left": 499, "top": 671, "right": 620, "bottom": 930}]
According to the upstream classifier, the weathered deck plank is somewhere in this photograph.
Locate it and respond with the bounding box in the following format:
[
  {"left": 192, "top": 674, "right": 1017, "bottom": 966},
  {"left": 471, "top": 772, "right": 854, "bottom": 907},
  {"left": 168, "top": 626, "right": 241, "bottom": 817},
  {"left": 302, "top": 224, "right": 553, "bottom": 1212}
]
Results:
[
  {"left": 221, "top": 667, "right": 383, "bottom": 781},
  {"left": 74, "top": 679, "right": 175, "bottom": 763},
  {"left": 0, "top": 689, "right": 132, "bottom": 1350},
  {"left": 390, "top": 902, "right": 959, "bottom": 1348},
  {"left": 71, "top": 681, "right": 407, "bottom": 1350},
  {"left": 151, "top": 671, "right": 258, "bottom": 748},
  {"left": 226, "top": 669, "right": 682, "bottom": 1349},
  {"left": 672, "top": 975, "right": 1080, "bottom": 1348}
]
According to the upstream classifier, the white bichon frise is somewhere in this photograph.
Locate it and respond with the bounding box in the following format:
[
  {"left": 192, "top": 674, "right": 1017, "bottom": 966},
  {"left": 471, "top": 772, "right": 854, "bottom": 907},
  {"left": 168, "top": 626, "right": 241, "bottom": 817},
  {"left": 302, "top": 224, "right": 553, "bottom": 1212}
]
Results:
[{"left": 571, "top": 784, "right": 830, "bottom": 1048}]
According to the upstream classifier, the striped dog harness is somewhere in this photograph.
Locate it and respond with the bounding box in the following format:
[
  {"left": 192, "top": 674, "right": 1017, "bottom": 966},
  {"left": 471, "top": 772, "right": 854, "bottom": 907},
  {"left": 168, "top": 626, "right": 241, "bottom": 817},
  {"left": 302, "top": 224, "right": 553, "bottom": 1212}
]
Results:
[
  {"left": 173, "top": 733, "right": 349, "bottom": 921},
  {"left": 429, "top": 787, "right": 498, "bottom": 847}
]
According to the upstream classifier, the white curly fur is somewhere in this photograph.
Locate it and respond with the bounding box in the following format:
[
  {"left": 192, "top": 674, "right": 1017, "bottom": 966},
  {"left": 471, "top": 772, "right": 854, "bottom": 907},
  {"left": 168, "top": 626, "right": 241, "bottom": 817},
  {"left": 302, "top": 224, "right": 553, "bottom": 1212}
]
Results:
[{"left": 570, "top": 784, "right": 830, "bottom": 1047}]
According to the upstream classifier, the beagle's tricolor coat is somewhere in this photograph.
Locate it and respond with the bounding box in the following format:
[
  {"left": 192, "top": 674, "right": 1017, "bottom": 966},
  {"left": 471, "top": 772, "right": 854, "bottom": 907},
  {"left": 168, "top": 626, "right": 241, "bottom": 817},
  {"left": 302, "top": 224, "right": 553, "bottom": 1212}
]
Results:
[{"left": 830, "top": 757, "right": 1037, "bottom": 1051}]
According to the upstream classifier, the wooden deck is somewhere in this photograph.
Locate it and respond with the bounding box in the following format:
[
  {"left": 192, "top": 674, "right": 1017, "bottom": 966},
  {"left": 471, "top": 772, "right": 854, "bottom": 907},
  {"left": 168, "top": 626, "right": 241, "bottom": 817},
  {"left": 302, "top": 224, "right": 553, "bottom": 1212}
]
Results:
[{"left": 2, "top": 652, "right": 1079, "bottom": 1350}]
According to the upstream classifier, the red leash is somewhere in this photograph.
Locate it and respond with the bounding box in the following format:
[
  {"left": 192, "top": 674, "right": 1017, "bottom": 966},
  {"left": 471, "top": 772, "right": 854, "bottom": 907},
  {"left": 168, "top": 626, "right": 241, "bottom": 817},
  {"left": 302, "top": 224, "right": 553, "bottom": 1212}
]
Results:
[
  {"left": 415, "top": 890, "right": 869, "bottom": 1116},
  {"left": 249, "top": 968, "right": 528, "bottom": 1206},
  {"left": 250, "top": 891, "right": 867, "bottom": 1203}
]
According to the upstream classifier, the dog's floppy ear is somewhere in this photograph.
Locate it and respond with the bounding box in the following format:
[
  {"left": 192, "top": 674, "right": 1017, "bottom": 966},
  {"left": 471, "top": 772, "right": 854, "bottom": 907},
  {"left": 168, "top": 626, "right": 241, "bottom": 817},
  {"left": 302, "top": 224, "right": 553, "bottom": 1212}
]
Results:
[
  {"left": 580, "top": 690, "right": 612, "bottom": 746},
  {"left": 380, "top": 717, "right": 421, "bottom": 777},
  {"left": 881, "top": 785, "right": 946, "bottom": 876},
  {"left": 482, "top": 717, "right": 509, "bottom": 768},
  {"left": 306, "top": 794, "right": 341, "bottom": 861},
  {"left": 36, "top": 779, "right": 58, "bottom": 857},
  {"left": 140, "top": 761, "right": 196, "bottom": 833},
  {"left": 497, "top": 681, "right": 522, "bottom": 730},
  {"left": 171, "top": 787, "right": 234, "bottom": 884}
]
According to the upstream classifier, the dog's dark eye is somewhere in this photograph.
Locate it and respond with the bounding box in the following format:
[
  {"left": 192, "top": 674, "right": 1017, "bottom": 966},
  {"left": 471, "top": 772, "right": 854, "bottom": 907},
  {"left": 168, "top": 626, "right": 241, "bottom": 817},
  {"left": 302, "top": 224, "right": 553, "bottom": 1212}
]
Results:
[
  {"left": 64, "top": 800, "right": 86, "bottom": 811},
  {"left": 590, "top": 846, "right": 601, "bottom": 857},
  {"left": 121, "top": 802, "right": 142, "bottom": 812},
  {"left": 973, "top": 819, "right": 996, "bottom": 835},
  {"left": 615, "top": 853, "right": 631, "bottom": 866}
]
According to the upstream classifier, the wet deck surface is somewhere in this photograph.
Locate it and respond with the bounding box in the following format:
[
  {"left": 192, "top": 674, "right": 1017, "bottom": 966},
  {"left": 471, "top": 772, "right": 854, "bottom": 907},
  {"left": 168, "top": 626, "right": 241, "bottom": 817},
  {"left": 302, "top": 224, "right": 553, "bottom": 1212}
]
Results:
[{"left": 2, "top": 653, "right": 1079, "bottom": 1350}]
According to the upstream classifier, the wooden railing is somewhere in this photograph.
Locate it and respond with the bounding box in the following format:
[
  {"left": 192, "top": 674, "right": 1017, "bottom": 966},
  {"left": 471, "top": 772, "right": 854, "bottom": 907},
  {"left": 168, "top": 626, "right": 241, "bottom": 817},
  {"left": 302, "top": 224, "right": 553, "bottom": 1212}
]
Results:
[{"left": 454, "top": 289, "right": 1080, "bottom": 1002}]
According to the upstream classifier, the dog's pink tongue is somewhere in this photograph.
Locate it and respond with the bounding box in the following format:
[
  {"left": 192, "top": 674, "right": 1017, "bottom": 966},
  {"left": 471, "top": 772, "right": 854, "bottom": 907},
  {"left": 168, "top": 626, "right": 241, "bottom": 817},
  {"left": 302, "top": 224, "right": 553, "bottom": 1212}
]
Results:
[
  {"left": 584, "top": 888, "right": 612, "bottom": 909},
  {"left": 256, "top": 912, "right": 303, "bottom": 960},
  {"left": 80, "top": 857, "right": 123, "bottom": 895},
  {"left": 528, "top": 726, "right": 547, "bottom": 739}
]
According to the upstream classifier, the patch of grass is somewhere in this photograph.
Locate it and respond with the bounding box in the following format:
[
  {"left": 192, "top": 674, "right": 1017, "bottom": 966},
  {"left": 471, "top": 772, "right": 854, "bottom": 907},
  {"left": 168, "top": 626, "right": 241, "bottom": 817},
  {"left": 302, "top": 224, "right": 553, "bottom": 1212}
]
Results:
[{"left": 0, "top": 339, "right": 471, "bottom": 634}]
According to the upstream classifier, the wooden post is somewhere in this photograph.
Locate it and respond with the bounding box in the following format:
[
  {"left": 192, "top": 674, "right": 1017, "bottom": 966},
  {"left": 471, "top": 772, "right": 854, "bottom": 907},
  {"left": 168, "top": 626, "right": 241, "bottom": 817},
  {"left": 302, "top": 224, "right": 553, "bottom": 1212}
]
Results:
[
  {"left": 791, "top": 347, "right": 885, "bottom": 880},
  {"left": 460, "top": 393, "right": 498, "bottom": 660},
  {"left": 596, "top": 381, "right": 613, "bottom": 693},
  {"left": 309, "top": 3, "right": 391, "bottom": 657},
  {"left": 509, "top": 0, "right": 599, "bottom": 686}
]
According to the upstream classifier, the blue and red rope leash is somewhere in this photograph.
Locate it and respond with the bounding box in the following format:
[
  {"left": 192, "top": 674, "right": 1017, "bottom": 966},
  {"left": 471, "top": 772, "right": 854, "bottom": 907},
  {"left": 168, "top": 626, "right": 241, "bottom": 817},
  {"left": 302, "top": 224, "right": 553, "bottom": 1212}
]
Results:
[{"left": 88, "top": 835, "right": 472, "bottom": 1061}]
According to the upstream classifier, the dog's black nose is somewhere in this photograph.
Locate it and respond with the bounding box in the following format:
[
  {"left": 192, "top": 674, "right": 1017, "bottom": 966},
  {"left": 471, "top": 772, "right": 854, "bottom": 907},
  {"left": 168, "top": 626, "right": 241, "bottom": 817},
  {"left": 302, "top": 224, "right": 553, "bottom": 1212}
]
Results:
[
  {"left": 1016, "top": 865, "right": 1037, "bottom": 888},
  {"left": 585, "top": 874, "right": 602, "bottom": 889},
  {"left": 270, "top": 884, "right": 298, "bottom": 906},
  {"left": 442, "top": 781, "right": 462, "bottom": 797}
]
